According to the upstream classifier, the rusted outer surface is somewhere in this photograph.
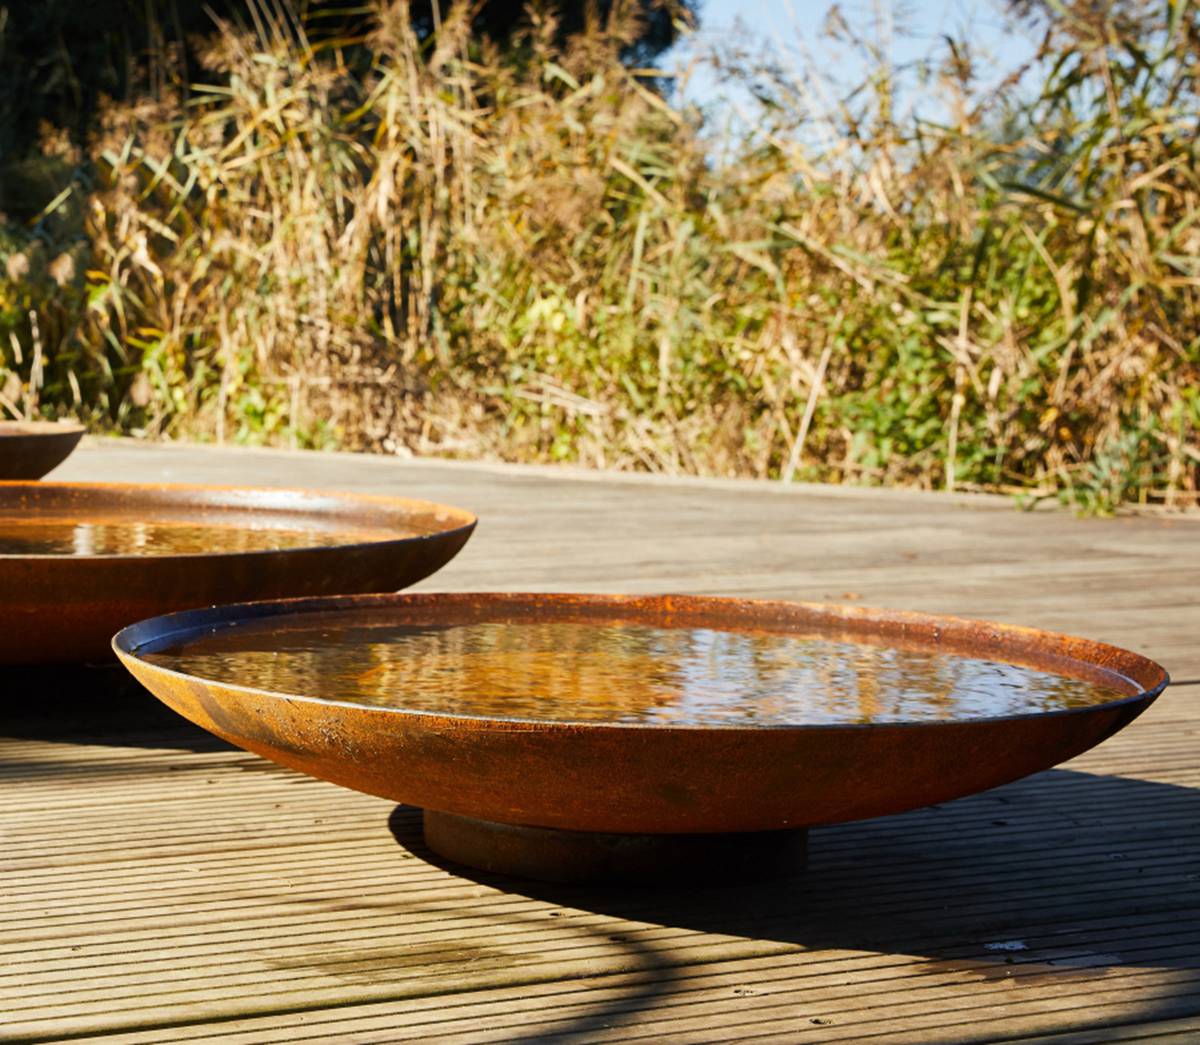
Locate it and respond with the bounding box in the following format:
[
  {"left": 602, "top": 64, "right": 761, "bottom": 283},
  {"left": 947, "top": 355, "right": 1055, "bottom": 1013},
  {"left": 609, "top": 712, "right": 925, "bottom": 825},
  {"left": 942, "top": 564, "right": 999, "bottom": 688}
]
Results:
[
  {"left": 0, "top": 422, "right": 85, "bottom": 479},
  {"left": 115, "top": 593, "right": 1170, "bottom": 834},
  {"left": 2, "top": 483, "right": 475, "bottom": 665}
]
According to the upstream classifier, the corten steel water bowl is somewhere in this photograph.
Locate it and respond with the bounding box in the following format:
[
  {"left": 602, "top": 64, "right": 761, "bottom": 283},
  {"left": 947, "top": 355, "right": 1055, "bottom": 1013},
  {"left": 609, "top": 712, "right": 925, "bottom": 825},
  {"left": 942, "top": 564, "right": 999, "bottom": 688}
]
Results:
[
  {"left": 0, "top": 421, "right": 86, "bottom": 479},
  {"left": 114, "top": 593, "right": 1170, "bottom": 884},
  {"left": 0, "top": 482, "right": 475, "bottom": 665}
]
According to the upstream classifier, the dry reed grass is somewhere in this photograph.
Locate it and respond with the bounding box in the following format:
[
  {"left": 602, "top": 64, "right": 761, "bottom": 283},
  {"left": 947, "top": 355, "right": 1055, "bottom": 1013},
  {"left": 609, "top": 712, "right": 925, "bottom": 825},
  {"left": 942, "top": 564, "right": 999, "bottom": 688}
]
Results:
[{"left": 1, "top": 0, "right": 1197, "bottom": 511}]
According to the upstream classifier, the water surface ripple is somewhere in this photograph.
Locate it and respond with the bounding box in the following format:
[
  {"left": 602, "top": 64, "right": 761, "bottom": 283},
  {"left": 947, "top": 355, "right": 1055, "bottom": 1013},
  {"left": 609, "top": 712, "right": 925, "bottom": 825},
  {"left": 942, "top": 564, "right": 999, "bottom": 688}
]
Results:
[{"left": 144, "top": 616, "right": 1133, "bottom": 726}]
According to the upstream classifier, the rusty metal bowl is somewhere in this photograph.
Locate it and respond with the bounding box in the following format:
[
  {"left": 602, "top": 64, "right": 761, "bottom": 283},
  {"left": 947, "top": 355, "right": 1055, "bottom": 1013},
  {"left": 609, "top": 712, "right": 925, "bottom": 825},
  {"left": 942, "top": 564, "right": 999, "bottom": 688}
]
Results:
[
  {"left": 1, "top": 483, "right": 475, "bottom": 665},
  {"left": 0, "top": 421, "right": 85, "bottom": 479},
  {"left": 114, "top": 593, "right": 1169, "bottom": 881}
]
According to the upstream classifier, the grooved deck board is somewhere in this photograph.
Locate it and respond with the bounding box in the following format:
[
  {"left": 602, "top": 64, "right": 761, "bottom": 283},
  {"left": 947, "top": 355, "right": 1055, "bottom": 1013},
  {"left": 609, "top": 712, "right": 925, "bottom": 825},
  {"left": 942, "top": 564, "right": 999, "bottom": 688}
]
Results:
[{"left": 2, "top": 439, "right": 1198, "bottom": 1043}]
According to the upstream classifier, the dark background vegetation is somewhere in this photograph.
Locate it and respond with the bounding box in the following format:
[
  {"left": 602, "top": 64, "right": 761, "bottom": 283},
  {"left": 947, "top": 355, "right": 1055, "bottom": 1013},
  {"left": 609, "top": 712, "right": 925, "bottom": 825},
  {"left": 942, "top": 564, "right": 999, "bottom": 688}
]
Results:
[{"left": 0, "top": 1, "right": 688, "bottom": 182}]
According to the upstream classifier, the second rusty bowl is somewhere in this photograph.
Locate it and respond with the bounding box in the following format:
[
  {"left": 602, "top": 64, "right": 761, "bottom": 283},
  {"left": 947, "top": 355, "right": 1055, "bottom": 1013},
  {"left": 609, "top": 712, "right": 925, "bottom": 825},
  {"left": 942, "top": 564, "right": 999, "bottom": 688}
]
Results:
[
  {"left": 0, "top": 482, "right": 475, "bottom": 664},
  {"left": 0, "top": 421, "right": 86, "bottom": 479},
  {"left": 113, "top": 593, "right": 1169, "bottom": 881}
]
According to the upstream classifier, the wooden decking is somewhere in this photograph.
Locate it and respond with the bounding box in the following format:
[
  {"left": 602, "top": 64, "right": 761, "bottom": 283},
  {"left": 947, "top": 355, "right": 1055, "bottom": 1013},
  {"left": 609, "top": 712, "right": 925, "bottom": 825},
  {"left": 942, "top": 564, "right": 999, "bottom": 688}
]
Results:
[{"left": 3, "top": 439, "right": 1198, "bottom": 1043}]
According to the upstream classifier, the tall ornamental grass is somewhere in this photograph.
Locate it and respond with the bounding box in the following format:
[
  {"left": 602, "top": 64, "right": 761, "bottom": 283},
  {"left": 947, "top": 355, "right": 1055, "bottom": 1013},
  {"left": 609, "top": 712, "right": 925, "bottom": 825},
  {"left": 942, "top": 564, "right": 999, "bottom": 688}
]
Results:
[{"left": 1, "top": 0, "right": 1197, "bottom": 510}]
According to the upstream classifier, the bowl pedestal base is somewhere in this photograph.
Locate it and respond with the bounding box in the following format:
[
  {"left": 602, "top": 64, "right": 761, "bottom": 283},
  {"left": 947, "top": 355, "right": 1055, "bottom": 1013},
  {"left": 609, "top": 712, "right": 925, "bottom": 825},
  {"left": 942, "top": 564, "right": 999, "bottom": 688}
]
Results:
[{"left": 423, "top": 810, "right": 809, "bottom": 884}]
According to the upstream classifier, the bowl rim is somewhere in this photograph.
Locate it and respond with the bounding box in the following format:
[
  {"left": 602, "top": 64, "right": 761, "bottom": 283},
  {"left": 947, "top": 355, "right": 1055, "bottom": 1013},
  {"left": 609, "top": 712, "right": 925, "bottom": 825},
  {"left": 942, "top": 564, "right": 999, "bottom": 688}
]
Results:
[
  {"left": 0, "top": 420, "right": 87, "bottom": 436},
  {"left": 112, "top": 591, "right": 1172, "bottom": 732},
  {"left": 0, "top": 480, "right": 477, "bottom": 562}
]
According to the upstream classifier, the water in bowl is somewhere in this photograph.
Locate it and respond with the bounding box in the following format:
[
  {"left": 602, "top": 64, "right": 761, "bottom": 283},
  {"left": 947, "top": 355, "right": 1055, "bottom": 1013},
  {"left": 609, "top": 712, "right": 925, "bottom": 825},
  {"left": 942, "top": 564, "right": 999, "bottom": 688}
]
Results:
[
  {"left": 142, "top": 613, "right": 1135, "bottom": 727},
  {"left": 0, "top": 514, "right": 405, "bottom": 556}
]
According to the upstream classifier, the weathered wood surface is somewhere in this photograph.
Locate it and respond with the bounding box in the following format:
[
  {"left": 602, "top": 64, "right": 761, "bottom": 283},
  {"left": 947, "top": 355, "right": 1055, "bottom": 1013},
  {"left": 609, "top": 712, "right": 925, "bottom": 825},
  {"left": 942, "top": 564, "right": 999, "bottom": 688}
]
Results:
[{"left": 2, "top": 439, "right": 1198, "bottom": 1043}]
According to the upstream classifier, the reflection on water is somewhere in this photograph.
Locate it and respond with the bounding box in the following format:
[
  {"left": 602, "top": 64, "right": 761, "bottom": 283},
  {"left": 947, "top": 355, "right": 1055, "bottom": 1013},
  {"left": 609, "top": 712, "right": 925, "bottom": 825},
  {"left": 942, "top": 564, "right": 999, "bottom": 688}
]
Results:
[
  {"left": 143, "top": 616, "right": 1134, "bottom": 726},
  {"left": 0, "top": 515, "right": 408, "bottom": 555}
]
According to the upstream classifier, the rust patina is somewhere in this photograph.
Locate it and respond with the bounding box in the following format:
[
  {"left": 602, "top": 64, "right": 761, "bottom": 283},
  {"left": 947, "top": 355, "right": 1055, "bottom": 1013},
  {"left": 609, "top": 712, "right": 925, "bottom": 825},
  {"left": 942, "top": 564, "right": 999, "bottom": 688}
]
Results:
[
  {"left": 0, "top": 421, "right": 85, "bottom": 479},
  {"left": 113, "top": 593, "right": 1169, "bottom": 880},
  {"left": 1, "top": 483, "right": 476, "bottom": 664}
]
